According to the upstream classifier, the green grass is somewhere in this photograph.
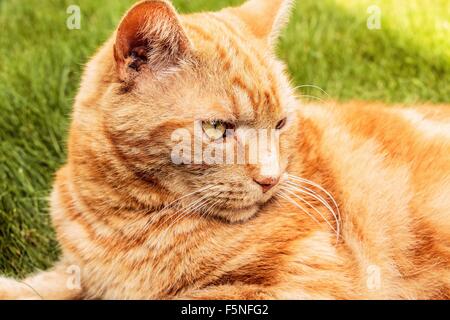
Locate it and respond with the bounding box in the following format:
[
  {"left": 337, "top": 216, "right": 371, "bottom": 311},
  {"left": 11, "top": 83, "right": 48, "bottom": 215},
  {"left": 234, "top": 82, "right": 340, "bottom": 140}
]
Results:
[{"left": 0, "top": 0, "right": 449, "bottom": 277}]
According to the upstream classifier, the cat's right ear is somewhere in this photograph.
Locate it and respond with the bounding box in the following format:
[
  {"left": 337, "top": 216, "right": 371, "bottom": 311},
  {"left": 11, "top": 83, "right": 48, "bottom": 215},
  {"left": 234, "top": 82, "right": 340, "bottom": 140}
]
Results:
[{"left": 113, "top": 0, "right": 191, "bottom": 82}]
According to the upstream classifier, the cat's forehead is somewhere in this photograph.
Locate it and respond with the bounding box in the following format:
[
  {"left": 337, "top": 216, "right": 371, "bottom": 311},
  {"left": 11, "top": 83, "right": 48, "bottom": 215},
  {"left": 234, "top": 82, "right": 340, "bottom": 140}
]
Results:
[
  {"left": 182, "top": 12, "right": 274, "bottom": 77},
  {"left": 181, "top": 13, "right": 293, "bottom": 122}
]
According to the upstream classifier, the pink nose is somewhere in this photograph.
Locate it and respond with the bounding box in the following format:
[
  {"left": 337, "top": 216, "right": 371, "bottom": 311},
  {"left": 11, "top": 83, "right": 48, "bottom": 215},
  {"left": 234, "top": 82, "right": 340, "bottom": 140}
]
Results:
[{"left": 254, "top": 176, "right": 280, "bottom": 193}]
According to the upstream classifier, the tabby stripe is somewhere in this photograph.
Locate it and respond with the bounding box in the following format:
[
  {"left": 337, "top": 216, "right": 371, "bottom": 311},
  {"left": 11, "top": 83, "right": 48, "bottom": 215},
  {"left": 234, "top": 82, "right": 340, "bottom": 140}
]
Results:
[
  {"left": 60, "top": 180, "right": 154, "bottom": 252},
  {"left": 54, "top": 225, "right": 85, "bottom": 262},
  {"left": 74, "top": 146, "right": 153, "bottom": 210},
  {"left": 209, "top": 13, "right": 267, "bottom": 68},
  {"left": 184, "top": 23, "right": 233, "bottom": 72},
  {"left": 62, "top": 173, "right": 204, "bottom": 261},
  {"left": 200, "top": 36, "right": 242, "bottom": 116},
  {"left": 209, "top": 14, "right": 283, "bottom": 112},
  {"left": 207, "top": 16, "right": 259, "bottom": 74},
  {"left": 209, "top": 15, "right": 283, "bottom": 113},
  {"left": 187, "top": 17, "right": 281, "bottom": 114},
  {"left": 230, "top": 92, "right": 240, "bottom": 117},
  {"left": 232, "top": 76, "right": 259, "bottom": 111}
]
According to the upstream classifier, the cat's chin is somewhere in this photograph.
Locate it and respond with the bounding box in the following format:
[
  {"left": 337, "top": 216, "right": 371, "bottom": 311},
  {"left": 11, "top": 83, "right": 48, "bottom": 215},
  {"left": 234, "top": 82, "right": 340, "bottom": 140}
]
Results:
[
  {"left": 208, "top": 189, "right": 281, "bottom": 223},
  {"left": 211, "top": 205, "right": 260, "bottom": 223}
]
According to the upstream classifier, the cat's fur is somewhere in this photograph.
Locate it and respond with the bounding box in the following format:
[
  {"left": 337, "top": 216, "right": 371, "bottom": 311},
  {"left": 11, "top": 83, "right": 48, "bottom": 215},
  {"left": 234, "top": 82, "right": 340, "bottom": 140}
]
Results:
[{"left": 1, "top": 0, "right": 449, "bottom": 299}]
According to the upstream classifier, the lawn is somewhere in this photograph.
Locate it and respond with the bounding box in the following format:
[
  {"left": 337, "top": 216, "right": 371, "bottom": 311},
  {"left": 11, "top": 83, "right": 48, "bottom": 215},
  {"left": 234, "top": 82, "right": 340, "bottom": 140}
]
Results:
[{"left": 0, "top": 0, "right": 449, "bottom": 277}]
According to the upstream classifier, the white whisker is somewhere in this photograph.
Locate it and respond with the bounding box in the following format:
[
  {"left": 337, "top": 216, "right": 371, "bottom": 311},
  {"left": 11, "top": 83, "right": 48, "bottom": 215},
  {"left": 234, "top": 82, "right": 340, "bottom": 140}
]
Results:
[
  {"left": 297, "top": 94, "right": 326, "bottom": 103},
  {"left": 288, "top": 174, "right": 341, "bottom": 223},
  {"left": 278, "top": 190, "right": 322, "bottom": 226},
  {"left": 165, "top": 192, "right": 215, "bottom": 230},
  {"left": 293, "top": 84, "right": 330, "bottom": 98},
  {"left": 284, "top": 180, "right": 340, "bottom": 240},
  {"left": 142, "top": 185, "right": 219, "bottom": 240},
  {"left": 281, "top": 186, "right": 339, "bottom": 238},
  {"left": 155, "top": 192, "right": 218, "bottom": 246}
]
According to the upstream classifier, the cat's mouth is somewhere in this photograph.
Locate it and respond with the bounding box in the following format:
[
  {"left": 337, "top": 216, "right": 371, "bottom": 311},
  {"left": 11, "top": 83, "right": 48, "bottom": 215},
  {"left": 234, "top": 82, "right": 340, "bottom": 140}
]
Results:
[{"left": 169, "top": 177, "right": 283, "bottom": 223}]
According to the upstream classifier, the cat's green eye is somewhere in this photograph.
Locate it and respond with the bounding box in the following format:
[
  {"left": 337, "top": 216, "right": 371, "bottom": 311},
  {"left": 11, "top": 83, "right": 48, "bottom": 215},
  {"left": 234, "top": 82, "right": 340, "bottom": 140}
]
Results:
[{"left": 202, "top": 120, "right": 227, "bottom": 140}]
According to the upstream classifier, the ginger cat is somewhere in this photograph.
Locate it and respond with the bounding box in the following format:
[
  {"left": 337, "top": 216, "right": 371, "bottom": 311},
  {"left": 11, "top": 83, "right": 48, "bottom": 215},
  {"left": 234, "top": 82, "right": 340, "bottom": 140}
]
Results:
[{"left": 0, "top": 0, "right": 449, "bottom": 300}]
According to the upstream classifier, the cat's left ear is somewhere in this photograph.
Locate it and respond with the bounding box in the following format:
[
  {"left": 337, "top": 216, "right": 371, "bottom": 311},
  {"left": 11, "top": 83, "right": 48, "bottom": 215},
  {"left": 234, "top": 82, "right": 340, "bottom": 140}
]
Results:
[
  {"left": 114, "top": 0, "right": 191, "bottom": 82},
  {"left": 230, "top": 0, "right": 294, "bottom": 47}
]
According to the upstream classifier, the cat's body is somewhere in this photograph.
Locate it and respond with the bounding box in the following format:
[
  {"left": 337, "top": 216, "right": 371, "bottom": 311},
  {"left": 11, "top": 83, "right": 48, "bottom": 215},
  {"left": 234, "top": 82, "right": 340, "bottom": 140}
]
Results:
[{"left": 1, "top": 0, "right": 449, "bottom": 300}]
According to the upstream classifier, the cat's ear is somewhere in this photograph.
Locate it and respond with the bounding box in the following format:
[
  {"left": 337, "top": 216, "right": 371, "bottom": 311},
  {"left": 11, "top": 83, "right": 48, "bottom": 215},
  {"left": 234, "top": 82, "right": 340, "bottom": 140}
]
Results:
[
  {"left": 231, "top": 0, "right": 294, "bottom": 46},
  {"left": 114, "top": 0, "right": 191, "bottom": 81}
]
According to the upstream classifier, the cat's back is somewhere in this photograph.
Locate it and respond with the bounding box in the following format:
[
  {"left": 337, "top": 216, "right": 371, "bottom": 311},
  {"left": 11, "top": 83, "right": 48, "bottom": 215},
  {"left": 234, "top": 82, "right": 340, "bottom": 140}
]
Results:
[
  {"left": 299, "top": 101, "right": 450, "bottom": 184},
  {"left": 299, "top": 100, "right": 450, "bottom": 225},
  {"left": 296, "top": 101, "right": 450, "bottom": 299}
]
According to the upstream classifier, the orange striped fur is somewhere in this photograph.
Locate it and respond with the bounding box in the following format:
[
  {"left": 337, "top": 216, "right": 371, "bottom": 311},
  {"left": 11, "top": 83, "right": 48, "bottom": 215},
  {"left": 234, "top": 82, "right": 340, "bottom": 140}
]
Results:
[{"left": 0, "top": 0, "right": 449, "bottom": 300}]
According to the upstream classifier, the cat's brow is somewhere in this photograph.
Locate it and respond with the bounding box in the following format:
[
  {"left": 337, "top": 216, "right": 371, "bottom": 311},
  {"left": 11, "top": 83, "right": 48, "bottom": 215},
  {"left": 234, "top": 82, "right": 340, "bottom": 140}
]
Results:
[{"left": 200, "top": 110, "right": 236, "bottom": 122}]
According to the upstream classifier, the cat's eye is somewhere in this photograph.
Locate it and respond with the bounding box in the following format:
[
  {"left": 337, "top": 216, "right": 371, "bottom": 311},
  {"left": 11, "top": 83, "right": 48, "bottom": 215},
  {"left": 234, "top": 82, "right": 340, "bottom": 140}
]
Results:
[
  {"left": 276, "top": 117, "right": 287, "bottom": 130},
  {"left": 202, "top": 120, "right": 228, "bottom": 140}
]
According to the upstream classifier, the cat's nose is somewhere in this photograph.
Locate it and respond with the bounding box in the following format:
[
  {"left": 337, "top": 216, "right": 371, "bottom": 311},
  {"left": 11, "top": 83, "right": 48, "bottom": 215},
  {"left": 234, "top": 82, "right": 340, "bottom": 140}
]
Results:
[{"left": 254, "top": 176, "right": 280, "bottom": 193}]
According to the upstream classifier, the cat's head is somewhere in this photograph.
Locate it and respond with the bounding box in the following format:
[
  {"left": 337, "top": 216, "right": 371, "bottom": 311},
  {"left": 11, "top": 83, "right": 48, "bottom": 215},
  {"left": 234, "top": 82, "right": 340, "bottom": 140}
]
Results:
[{"left": 92, "top": 0, "right": 298, "bottom": 222}]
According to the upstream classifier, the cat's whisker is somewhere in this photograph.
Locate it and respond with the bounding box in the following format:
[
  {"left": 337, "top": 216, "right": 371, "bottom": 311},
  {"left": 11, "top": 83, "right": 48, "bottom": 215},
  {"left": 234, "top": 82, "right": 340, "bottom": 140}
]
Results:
[
  {"left": 281, "top": 186, "right": 339, "bottom": 238},
  {"left": 173, "top": 187, "right": 221, "bottom": 217},
  {"left": 141, "top": 185, "right": 219, "bottom": 239},
  {"left": 285, "top": 180, "right": 335, "bottom": 212},
  {"left": 162, "top": 185, "right": 216, "bottom": 213},
  {"left": 151, "top": 185, "right": 217, "bottom": 224},
  {"left": 277, "top": 191, "right": 322, "bottom": 226},
  {"left": 194, "top": 198, "right": 218, "bottom": 224},
  {"left": 186, "top": 194, "right": 217, "bottom": 217},
  {"left": 150, "top": 196, "right": 212, "bottom": 256},
  {"left": 284, "top": 180, "right": 340, "bottom": 240},
  {"left": 293, "top": 84, "right": 330, "bottom": 98},
  {"left": 163, "top": 189, "right": 221, "bottom": 233},
  {"left": 203, "top": 198, "right": 222, "bottom": 218},
  {"left": 287, "top": 174, "right": 341, "bottom": 223},
  {"left": 282, "top": 186, "right": 337, "bottom": 232},
  {"left": 297, "top": 94, "right": 326, "bottom": 103},
  {"left": 160, "top": 198, "right": 208, "bottom": 233},
  {"left": 158, "top": 193, "right": 220, "bottom": 241},
  {"left": 286, "top": 175, "right": 342, "bottom": 242},
  {"left": 272, "top": 196, "right": 284, "bottom": 208}
]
